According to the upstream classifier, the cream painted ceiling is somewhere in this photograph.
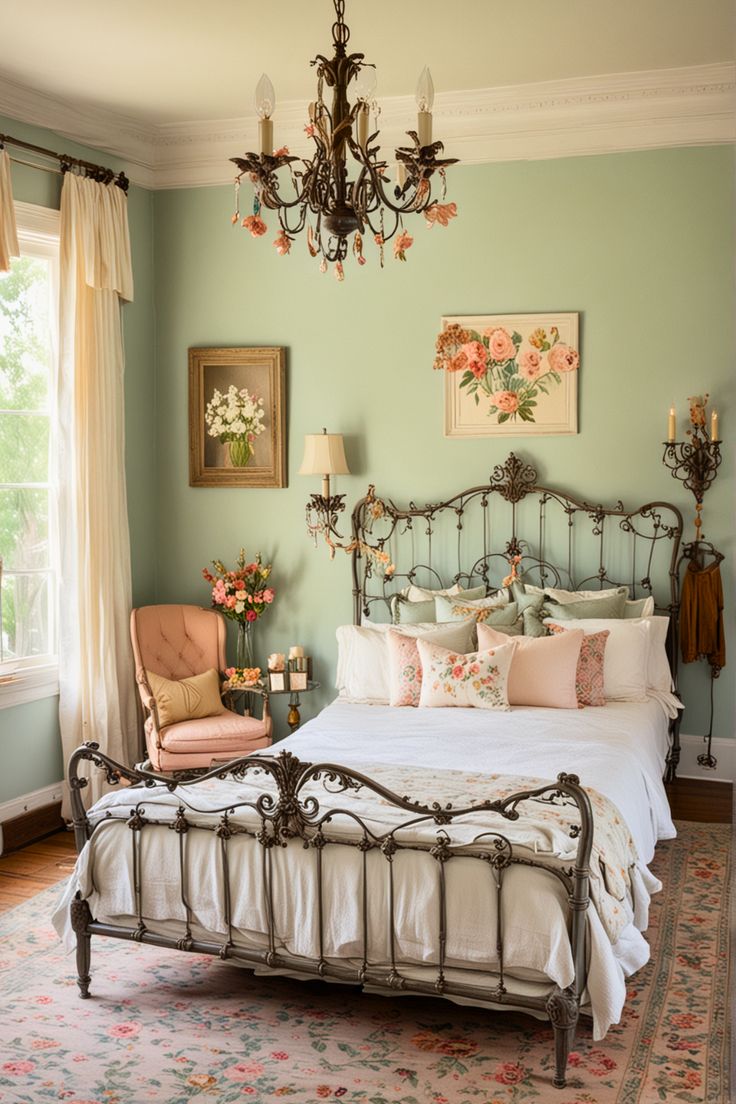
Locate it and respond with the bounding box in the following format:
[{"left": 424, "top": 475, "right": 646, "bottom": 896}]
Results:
[{"left": 0, "top": 0, "right": 733, "bottom": 125}]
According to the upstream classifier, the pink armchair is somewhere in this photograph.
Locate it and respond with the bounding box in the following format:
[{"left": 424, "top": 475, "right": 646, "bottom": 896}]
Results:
[{"left": 130, "top": 604, "right": 272, "bottom": 772}]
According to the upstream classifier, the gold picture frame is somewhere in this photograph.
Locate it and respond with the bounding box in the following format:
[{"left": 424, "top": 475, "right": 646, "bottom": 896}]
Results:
[{"left": 189, "top": 346, "right": 286, "bottom": 487}]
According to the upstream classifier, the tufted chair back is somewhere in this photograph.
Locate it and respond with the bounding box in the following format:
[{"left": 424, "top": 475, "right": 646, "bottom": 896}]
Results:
[{"left": 130, "top": 605, "right": 226, "bottom": 695}]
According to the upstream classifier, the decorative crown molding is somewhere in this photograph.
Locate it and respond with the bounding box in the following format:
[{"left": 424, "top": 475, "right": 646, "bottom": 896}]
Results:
[{"left": 0, "top": 62, "right": 733, "bottom": 190}]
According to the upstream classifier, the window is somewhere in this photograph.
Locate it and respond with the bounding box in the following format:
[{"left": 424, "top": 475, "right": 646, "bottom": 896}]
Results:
[{"left": 0, "top": 202, "right": 59, "bottom": 699}]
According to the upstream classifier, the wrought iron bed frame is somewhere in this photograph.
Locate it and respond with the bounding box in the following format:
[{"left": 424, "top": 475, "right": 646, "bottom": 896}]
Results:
[
  {"left": 351, "top": 451, "right": 684, "bottom": 779},
  {"left": 66, "top": 453, "right": 683, "bottom": 1090}
]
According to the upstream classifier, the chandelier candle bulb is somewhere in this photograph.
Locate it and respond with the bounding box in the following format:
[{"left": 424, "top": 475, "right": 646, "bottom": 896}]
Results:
[
  {"left": 357, "top": 103, "right": 369, "bottom": 149},
  {"left": 711, "top": 408, "right": 719, "bottom": 440},
  {"left": 397, "top": 161, "right": 407, "bottom": 189},
  {"left": 259, "top": 118, "right": 273, "bottom": 158},
  {"left": 668, "top": 405, "right": 677, "bottom": 442}
]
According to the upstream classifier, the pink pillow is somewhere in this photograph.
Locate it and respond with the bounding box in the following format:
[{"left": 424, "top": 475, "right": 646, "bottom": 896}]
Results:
[
  {"left": 387, "top": 630, "right": 423, "bottom": 707},
  {"left": 477, "top": 623, "right": 584, "bottom": 709},
  {"left": 417, "top": 639, "right": 516, "bottom": 710},
  {"left": 548, "top": 622, "right": 610, "bottom": 706}
]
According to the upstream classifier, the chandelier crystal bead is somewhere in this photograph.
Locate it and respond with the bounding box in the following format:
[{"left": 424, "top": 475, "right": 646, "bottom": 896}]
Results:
[{"left": 230, "top": 0, "right": 458, "bottom": 275}]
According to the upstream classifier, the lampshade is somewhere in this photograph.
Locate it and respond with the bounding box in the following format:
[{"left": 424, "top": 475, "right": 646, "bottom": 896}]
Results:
[{"left": 298, "top": 431, "right": 350, "bottom": 476}]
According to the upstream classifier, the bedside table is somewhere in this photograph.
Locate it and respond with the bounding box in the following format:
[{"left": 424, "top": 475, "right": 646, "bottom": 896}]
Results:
[{"left": 267, "top": 680, "right": 320, "bottom": 736}]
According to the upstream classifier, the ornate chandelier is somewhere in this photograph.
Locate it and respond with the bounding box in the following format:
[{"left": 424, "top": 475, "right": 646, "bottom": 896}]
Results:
[{"left": 230, "top": 0, "right": 458, "bottom": 278}]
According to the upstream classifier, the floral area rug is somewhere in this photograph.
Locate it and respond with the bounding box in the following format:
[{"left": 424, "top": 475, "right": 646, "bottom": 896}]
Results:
[{"left": 0, "top": 821, "right": 730, "bottom": 1104}]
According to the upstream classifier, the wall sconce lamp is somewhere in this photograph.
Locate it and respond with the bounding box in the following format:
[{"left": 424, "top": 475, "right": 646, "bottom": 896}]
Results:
[
  {"left": 299, "top": 428, "right": 350, "bottom": 543},
  {"left": 662, "top": 395, "right": 722, "bottom": 541}
]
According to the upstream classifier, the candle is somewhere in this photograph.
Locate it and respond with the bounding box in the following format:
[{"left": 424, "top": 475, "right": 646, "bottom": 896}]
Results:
[
  {"left": 289, "top": 645, "right": 304, "bottom": 659},
  {"left": 417, "top": 111, "right": 432, "bottom": 147},
  {"left": 396, "top": 162, "right": 407, "bottom": 189},
  {"left": 711, "top": 408, "right": 719, "bottom": 441},
  {"left": 667, "top": 405, "right": 677, "bottom": 443},
  {"left": 259, "top": 118, "right": 273, "bottom": 157},
  {"left": 357, "top": 103, "right": 369, "bottom": 149}
]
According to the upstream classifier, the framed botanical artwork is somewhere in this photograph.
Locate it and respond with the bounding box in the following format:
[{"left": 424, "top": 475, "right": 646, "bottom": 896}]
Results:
[
  {"left": 436, "top": 313, "right": 580, "bottom": 437},
  {"left": 189, "top": 346, "right": 286, "bottom": 487}
]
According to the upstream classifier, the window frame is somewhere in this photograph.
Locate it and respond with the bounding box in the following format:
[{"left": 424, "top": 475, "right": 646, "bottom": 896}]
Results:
[{"left": 0, "top": 201, "right": 61, "bottom": 708}]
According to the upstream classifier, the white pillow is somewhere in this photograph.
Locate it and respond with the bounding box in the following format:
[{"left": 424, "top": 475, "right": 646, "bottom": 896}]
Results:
[
  {"left": 336, "top": 622, "right": 476, "bottom": 703},
  {"left": 525, "top": 583, "right": 627, "bottom": 603},
  {"left": 402, "top": 582, "right": 462, "bottom": 602},
  {"left": 630, "top": 616, "right": 672, "bottom": 691},
  {"left": 417, "top": 638, "right": 516, "bottom": 710},
  {"left": 525, "top": 582, "right": 654, "bottom": 618},
  {"left": 543, "top": 616, "right": 650, "bottom": 702}
]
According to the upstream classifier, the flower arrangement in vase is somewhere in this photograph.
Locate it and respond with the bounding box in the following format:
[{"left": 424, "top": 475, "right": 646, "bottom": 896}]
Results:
[
  {"left": 204, "top": 384, "right": 266, "bottom": 468},
  {"left": 202, "top": 549, "right": 274, "bottom": 669}
]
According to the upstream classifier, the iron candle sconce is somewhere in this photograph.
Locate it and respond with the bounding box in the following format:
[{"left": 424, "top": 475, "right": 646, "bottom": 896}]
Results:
[{"left": 662, "top": 400, "right": 722, "bottom": 540}]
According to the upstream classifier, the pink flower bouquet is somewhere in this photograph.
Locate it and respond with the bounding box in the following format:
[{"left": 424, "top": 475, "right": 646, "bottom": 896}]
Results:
[{"left": 202, "top": 549, "right": 275, "bottom": 626}]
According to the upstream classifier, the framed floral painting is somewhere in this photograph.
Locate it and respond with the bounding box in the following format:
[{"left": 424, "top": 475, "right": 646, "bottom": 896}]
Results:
[
  {"left": 189, "top": 347, "right": 286, "bottom": 487},
  {"left": 436, "top": 313, "right": 580, "bottom": 437}
]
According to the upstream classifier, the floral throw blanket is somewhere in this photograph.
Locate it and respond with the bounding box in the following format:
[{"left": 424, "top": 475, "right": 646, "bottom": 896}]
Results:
[{"left": 90, "top": 760, "right": 640, "bottom": 946}]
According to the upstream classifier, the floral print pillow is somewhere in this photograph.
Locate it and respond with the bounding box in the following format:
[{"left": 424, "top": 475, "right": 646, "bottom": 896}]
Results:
[
  {"left": 548, "top": 623, "right": 610, "bottom": 706},
  {"left": 416, "top": 639, "right": 516, "bottom": 711},
  {"left": 387, "top": 630, "right": 424, "bottom": 707}
]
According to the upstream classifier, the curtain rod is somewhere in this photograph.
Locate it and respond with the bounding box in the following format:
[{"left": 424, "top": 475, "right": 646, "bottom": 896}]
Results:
[{"left": 0, "top": 132, "right": 130, "bottom": 193}]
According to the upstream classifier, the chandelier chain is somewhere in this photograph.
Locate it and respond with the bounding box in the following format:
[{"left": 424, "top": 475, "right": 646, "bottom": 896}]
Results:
[{"left": 332, "top": 0, "right": 349, "bottom": 48}]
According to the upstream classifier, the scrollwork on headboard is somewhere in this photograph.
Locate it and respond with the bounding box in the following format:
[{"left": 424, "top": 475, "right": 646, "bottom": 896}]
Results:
[{"left": 351, "top": 451, "right": 683, "bottom": 630}]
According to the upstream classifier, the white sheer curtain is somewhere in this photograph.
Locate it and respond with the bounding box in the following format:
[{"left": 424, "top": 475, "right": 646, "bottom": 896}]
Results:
[
  {"left": 58, "top": 172, "right": 138, "bottom": 817},
  {"left": 0, "top": 148, "right": 19, "bottom": 271}
]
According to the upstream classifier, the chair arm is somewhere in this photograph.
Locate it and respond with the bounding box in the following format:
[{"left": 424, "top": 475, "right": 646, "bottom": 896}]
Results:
[{"left": 136, "top": 669, "right": 163, "bottom": 748}]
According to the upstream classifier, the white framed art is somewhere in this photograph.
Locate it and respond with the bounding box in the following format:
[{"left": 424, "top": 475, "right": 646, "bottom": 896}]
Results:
[{"left": 436, "top": 312, "right": 580, "bottom": 437}]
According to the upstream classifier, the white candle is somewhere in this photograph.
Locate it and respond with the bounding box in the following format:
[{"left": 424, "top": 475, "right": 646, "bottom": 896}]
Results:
[
  {"left": 289, "top": 645, "right": 304, "bottom": 659},
  {"left": 711, "top": 408, "right": 719, "bottom": 441},
  {"left": 259, "top": 117, "right": 273, "bottom": 157},
  {"left": 417, "top": 111, "right": 432, "bottom": 147},
  {"left": 357, "top": 104, "right": 369, "bottom": 149},
  {"left": 667, "top": 405, "right": 676, "bottom": 443},
  {"left": 396, "top": 162, "right": 407, "bottom": 189}
]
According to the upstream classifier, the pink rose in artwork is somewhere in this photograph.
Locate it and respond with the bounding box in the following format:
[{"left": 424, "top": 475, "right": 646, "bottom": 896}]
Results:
[
  {"left": 519, "top": 348, "right": 542, "bottom": 380},
  {"left": 452, "top": 665, "right": 464, "bottom": 679},
  {"left": 548, "top": 343, "right": 579, "bottom": 373},
  {"left": 460, "top": 341, "right": 487, "bottom": 379},
  {"left": 108, "top": 1022, "right": 141, "bottom": 1038},
  {"left": 492, "top": 390, "right": 519, "bottom": 414},
  {"left": 245, "top": 609, "right": 258, "bottom": 622},
  {"left": 484, "top": 327, "right": 516, "bottom": 362},
  {"left": 263, "top": 588, "right": 275, "bottom": 603}
]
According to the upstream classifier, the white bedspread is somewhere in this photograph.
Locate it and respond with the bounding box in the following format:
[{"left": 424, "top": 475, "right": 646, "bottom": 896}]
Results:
[{"left": 53, "top": 698, "right": 675, "bottom": 1040}]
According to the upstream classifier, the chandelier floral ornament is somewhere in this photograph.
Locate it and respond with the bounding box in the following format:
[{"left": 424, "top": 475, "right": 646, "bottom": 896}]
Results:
[{"left": 230, "top": 0, "right": 458, "bottom": 277}]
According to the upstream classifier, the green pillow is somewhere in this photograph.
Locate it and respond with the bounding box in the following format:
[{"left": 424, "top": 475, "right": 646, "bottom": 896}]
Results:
[
  {"left": 391, "top": 585, "right": 486, "bottom": 625},
  {"left": 545, "top": 591, "right": 628, "bottom": 620},
  {"left": 435, "top": 595, "right": 518, "bottom": 624},
  {"left": 390, "top": 596, "right": 436, "bottom": 624},
  {"left": 509, "top": 581, "right": 547, "bottom": 636}
]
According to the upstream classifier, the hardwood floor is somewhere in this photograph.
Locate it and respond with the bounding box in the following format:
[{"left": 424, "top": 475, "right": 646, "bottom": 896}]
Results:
[
  {"left": 0, "top": 831, "right": 77, "bottom": 914},
  {"left": 665, "top": 778, "right": 733, "bottom": 823},
  {"left": 0, "top": 776, "right": 732, "bottom": 914}
]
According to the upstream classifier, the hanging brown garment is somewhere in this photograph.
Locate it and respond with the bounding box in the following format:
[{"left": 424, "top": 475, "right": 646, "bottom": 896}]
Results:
[{"left": 680, "top": 560, "right": 726, "bottom": 669}]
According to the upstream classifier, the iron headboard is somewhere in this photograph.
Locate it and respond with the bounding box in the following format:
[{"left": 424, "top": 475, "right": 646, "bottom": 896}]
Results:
[{"left": 350, "top": 453, "right": 684, "bottom": 776}]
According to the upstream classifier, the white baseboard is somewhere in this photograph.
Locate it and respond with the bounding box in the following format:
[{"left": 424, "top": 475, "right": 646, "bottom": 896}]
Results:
[
  {"left": 677, "top": 734, "right": 735, "bottom": 783},
  {"left": 0, "top": 779, "right": 64, "bottom": 855}
]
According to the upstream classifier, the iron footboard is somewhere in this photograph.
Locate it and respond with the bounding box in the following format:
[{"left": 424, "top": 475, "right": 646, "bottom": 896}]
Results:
[{"left": 68, "top": 741, "right": 594, "bottom": 1089}]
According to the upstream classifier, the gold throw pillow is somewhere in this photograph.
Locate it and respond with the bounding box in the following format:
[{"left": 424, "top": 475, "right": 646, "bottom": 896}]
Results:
[{"left": 145, "top": 667, "right": 225, "bottom": 727}]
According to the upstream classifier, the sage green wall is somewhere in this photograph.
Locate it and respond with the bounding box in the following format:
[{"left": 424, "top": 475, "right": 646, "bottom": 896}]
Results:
[
  {"left": 153, "top": 145, "right": 735, "bottom": 742},
  {"left": 0, "top": 114, "right": 157, "bottom": 803}
]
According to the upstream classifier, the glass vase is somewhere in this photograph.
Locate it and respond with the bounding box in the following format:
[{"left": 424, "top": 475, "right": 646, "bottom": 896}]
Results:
[
  {"left": 236, "top": 620, "right": 255, "bottom": 670},
  {"left": 228, "top": 437, "right": 252, "bottom": 468}
]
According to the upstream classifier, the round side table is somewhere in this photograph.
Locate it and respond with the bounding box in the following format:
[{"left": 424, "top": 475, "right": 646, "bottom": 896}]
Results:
[{"left": 267, "top": 680, "right": 320, "bottom": 735}]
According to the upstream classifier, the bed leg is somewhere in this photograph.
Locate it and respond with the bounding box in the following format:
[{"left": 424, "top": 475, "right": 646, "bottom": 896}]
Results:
[
  {"left": 70, "top": 893, "right": 92, "bottom": 999},
  {"left": 546, "top": 985, "right": 578, "bottom": 1088}
]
